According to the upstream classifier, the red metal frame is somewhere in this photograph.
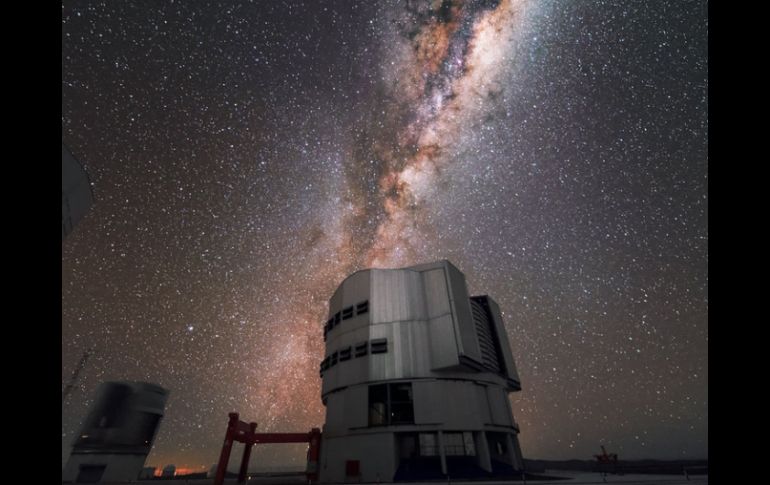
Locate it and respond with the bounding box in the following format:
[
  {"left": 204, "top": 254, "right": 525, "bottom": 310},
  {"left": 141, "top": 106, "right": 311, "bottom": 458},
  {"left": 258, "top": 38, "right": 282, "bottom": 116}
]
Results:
[{"left": 214, "top": 412, "right": 322, "bottom": 485}]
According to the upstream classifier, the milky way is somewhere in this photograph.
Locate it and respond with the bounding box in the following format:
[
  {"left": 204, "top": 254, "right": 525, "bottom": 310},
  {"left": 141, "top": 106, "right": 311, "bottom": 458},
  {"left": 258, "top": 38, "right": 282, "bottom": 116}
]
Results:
[{"left": 62, "top": 0, "right": 708, "bottom": 471}]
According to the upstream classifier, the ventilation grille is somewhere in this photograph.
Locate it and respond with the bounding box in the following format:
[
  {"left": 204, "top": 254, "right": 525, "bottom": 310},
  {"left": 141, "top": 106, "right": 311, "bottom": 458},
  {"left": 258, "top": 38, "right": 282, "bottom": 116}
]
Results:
[{"left": 470, "top": 298, "right": 503, "bottom": 373}]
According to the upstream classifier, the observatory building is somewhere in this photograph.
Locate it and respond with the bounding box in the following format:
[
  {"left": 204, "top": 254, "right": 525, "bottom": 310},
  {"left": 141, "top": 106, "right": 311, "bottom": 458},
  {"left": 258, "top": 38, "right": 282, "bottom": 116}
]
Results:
[
  {"left": 62, "top": 381, "right": 169, "bottom": 483},
  {"left": 318, "top": 260, "right": 523, "bottom": 482},
  {"left": 62, "top": 143, "right": 94, "bottom": 240}
]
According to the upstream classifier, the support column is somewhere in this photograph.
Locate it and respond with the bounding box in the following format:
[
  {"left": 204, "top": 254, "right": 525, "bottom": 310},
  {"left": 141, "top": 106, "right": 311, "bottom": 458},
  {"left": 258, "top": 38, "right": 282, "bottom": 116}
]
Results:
[
  {"left": 475, "top": 431, "right": 492, "bottom": 473},
  {"left": 238, "top": 422, "right": 258, "bottom": 483},
  {"left": 506, "top": 433, "right": 522, "bottom": 471},
  {"left": 215, "top": 413, "right": 240, "bottom": 485},
  {"left": 437, "top": 431, "right": 447, "bottom": 475},
  {"left": 512, "top": 434, "right": 524, "bottom": 471}
]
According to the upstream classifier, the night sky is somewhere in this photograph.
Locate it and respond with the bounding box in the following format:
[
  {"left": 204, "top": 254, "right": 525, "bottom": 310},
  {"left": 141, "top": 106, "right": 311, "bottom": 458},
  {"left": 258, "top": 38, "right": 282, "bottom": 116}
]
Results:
[{"left": 62, "top": 0, "right": 708, "bottom": 472}]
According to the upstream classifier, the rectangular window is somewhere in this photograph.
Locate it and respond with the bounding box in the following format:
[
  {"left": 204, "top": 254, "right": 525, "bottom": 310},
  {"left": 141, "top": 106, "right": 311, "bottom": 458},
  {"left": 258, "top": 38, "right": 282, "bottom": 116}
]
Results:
[
  {"left": 339, "top": 346, "right": 352, "bottom": 361},
  {"left": 356, "top": 300, "right": 369, "bottom": 315},
  {"left": 463, "top": 432, "right": 476, "bottom": 456},
  {"left": 333, "top": 312, "right": 341, "bottom": 326},
  {"left": 371, "top": 338, "right": 388, "bottom": 354},
  {"left": 330, "top": 351, "right": 338, "bottom": 366},
  {"left": 443, "top": 433, "right": 465, "bottom": 456},
  {"left": 342, "top": 306, "right": 354, "bottom": 320},
  {"left": 389, "top": 383, "right": 414, "bottom": 424},
  {"left": 368, "top": 384, "right": 388, "bottom": 426},
  {"left": 439, "top": 432, "right": 477, "bottom": 456},
  {"left": 419, "top": 433, "right": 438, "bottom": 456},
  {"left": 354, "top": 341, "right": 368, "bottom": 357},
  {"left": 367, "top": 382, "right": 414, "bottom": 426}
]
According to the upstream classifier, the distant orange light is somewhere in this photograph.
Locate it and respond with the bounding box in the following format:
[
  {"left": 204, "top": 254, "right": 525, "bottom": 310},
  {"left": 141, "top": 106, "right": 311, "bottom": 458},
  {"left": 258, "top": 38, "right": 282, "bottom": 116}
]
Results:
[{"left": 152, "top": 466, "right": 205, "bottom": 477}]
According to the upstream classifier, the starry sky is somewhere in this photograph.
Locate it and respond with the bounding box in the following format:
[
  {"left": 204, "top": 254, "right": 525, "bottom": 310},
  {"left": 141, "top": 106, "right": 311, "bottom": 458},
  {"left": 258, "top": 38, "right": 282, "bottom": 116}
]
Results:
[{"left": 62, "top": 0, "right": 708, "bottom": 472}]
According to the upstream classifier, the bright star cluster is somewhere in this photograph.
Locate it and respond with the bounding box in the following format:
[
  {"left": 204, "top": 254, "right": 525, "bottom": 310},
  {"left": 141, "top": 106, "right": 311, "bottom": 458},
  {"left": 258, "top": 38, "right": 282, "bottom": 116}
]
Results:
[{"left": 62, "top": 0, "right": 707, "bottom": 471}]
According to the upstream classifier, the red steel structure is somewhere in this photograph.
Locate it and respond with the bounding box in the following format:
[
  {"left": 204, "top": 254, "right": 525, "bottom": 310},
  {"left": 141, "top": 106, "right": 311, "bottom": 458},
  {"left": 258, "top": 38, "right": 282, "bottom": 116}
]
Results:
[{"left": 214, "top": 412, "right": 322, "bottom": 485}]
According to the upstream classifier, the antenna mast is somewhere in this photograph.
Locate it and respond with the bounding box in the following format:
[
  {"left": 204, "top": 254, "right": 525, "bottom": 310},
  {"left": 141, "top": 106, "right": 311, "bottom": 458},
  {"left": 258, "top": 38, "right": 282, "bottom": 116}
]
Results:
[{"left": 62, "top": 348, "right": 93, "bottom": 404}]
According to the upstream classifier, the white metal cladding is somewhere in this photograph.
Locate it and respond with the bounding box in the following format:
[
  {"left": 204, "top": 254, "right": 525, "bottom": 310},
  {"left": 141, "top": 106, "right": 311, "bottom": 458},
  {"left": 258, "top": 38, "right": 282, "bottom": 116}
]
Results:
[
  {"left": 421, "top": 266, "right": 462, "bottom": 370},
  {"left": 370, "top": 269, "right": 426, "bottom": 323},
  {"left": 427, "top": 313, "right": 460, "bottom": 369},
  {"left": 325, "top": 391, "right": 347, "bottom": 431},
  {"left": 342, "top": 385, "right": 368, "bottom": 429},
  {"left": 333, "top": 379, "right": 506, "bottom": 433},
  {"left": 412, "top": 379, "right": 442, "bottom": 423},
  {"left": 319, "top": 260, "right": 524, "bottom": 482},
  {"left": 445, "top": 262, "right": 483, "bottom": 363},
  {"left": 421, "top": 267, "right": 453, "bottom": 319},
  {"left": 320, "top": 434, "right": 397, "bottom": 483},
  {"left": 328, "top": 270, "right": 370, "bottom": 318},
  {"left": 412, "top": 380, "right": 489, "bottom": 429},
  {"left": 320, "top": 261, "right": 524, "bottom": 397},
  {"left": 63, "top": 381, "right": 169, "bottom": 483},
  {"left": 486, "top": 386, "right": 514, "bottom": 426},
  {"left": 474, "top": 383, "right": 492, "bottom": 423},
  {"left": 485, "top": 296, "right": 521, "bottom": 385}
]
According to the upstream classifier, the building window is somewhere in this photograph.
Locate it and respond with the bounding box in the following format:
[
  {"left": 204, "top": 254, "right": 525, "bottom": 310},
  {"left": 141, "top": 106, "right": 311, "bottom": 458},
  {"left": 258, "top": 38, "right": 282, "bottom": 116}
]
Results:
[
  {"left": 390, "top": 383, "right": 414, "bottom": 424},
  {"left": 339, "top": 346, "right": 352, "bottom": 361},
  {"left": 368, "top": 384, "right": 388, "bottom": 426},
  {"left": 354, "top": 341, "right": 368, "bottom": 357},
  {"left": 368, "top": 383, "right": 414, "bottom": 426},
  {"left": 330, "top": 351, "right": 338, "bottom": 366},
  {"left": 443, "top": 432, "right": 476, "bottom": 456},
  {"left": 419, "top": 433, "right": 439, "bottom": 456},
  {"left": 356, "top": 300, "right": 369, "bottom": 315},
  {"left": 371, "top": 338, "right": 388, "bottom": 354},
  {"left": 463, "top": 432, "right": 476, "bottom": 456},
  {"left": 333, "top": 312, "right": 341, "bottom": 326},
  {"left": 342, "top": 306, "right": 354, "bottom": 320}
]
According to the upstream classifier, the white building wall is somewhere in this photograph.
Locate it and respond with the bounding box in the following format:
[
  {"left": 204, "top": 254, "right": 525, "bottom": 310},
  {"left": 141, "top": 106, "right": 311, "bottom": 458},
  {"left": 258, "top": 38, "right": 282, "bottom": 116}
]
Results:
[
  {"left": 487, "top": 386, "right": 514, "bottom": 426},
  {"left": 445, "top": 262, "right": 482, "bottom": 363},
  {"left": 320, "top": 433, "right": 396, "bottom": 482},
  {"left": 319, "top": 261, "right": 523, "bottom": 483}
]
